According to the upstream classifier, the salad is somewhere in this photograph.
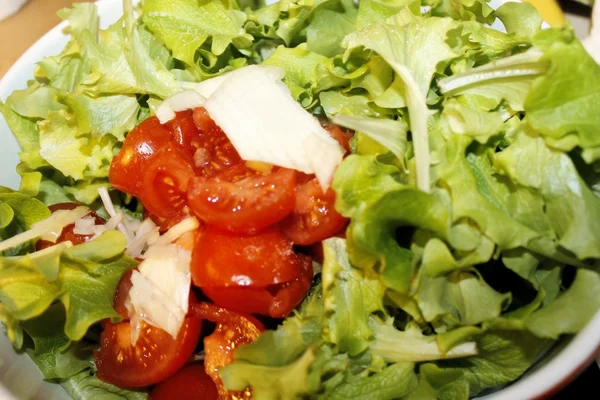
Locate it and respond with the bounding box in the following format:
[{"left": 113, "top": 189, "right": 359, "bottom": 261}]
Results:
[{"left": 1, "top": 0, "right": 600, "bottom": 399}]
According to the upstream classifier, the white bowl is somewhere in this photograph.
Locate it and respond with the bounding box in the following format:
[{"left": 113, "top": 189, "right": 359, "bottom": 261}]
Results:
[{"left": 0, "top": 1, "right": 598, "bottom": 399}]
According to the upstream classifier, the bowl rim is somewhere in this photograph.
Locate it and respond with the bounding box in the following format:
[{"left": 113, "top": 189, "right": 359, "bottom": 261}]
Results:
[{"left": 0, "top": 0, "right": 598, "bottom": 399}]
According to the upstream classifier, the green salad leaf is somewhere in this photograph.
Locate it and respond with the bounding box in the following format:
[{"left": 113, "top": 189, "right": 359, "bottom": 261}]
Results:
[{"left": 0, "top": 230, "right": 137, "bottom": 340}]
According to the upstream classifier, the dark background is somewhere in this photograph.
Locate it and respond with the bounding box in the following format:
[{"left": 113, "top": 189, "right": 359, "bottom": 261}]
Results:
[{"left": 555, "top": 362, "right": 599, "bottom": 398}]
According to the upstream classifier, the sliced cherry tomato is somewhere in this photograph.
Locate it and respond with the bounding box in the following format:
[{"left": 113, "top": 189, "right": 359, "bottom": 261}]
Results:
[
  {"left": 168, "top": 110, "right": 201, "bottom": 158},
  {"left": 192, "top": 107, "right": 218, "bottom": 134},
  {"left": 36, "top": 203, "right": 106, "bottom": 251},
  {"left": 280, "top": 178, "right": 348, "bottom": 245},
  {"left": 322, "top": 122, "right": 353, "bottom": 153},
  {"left": 112, "top": 269, "right": 134, "bottom": 320},
  {"left": 187, "top": 167, "right": 296, "bottom": 234},
  {"left": 149, "top": 363, "right": 218, "bottom": 400},
  {"left": 140, "top": 142, "right": 195, "bottom": 219},
  {"left": 110, "top": 117, "right": 173, "bottom": 197},
  {"left": 202, "top": 254, "right": 313, "bottom": 318},
  {"left": 191, "top": 226, "right": 301, "bottom": 289},
  {"left": 189, "top": 302, "right": 263, "bottom": 399},
  {"left": 95, "top": 315, "right": 202, "bottom": 388},
  {"left": 191, "top": 107, "right": 243, "bottom": 177}
]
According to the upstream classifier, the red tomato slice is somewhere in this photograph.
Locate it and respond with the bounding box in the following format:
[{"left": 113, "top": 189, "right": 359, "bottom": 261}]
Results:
[
  {"left": 36, "top": 203, "right": 106, "bottom": 250},
  {"left": 110, "top": 117, "right": 173, "bottom": 197},
  {"left": 279, "top": 178, "right": 348, "bottom": 245},
  {"left": 322, "top": 122, "right": 353, "bottom": 153},
  {"left": 112, "top": 269, "right": 134, "bottom": 320},
  {"left": 201, "top": 254, "right": 313, "bottom": 318},
  {"left": 189, "top": 302, "right": 263, "bottom": 399},
  {"left": 149, "top": 363, "right": 218, "bottom": 400},
  {"left": 191, "top": 227, "right": 301, "bottom": 288},
  {"left": 168, "top": 110, "right": 201, "bottom": 158},
  {"left": 140, "top": 142, "right": 196, "bottom": 219},
  {"left": 191, "top": 107, "right": 243, "bottom": 177},
  {"left": 94, "top": 315, "right": 202, "bottom": 388},
  {"left": 187, "top": 167, "right": 296, "bottom": 234}
]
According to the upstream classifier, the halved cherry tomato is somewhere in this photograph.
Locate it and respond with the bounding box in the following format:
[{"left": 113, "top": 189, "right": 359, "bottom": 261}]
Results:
[
  {"left": 97, "top": 270, "right": 202, "bottom": 388},
  {"left": 168, "top": 110, "right": 201, "bottom": 158},
  {"left": 322, "top": 122, "right": 353, "bottom": 153},
  {"left": 191, "top": 107, "right": 243, "bottom": 177},
  {"left": 95, "top": 314, "right": 202, "bottom": 388},
  {"left": 36, "top": 203, "right": 106, "bottom": 251},
  {"left": 202, "top": 254, "right": 313, "bottom": 318},
  {"left": 190, "top": 302, "right": 263, "bottom": 399},
  {"left": 150, "top": 363, "right": 218, "bottom": 400},
  {"left": 112, "top": 269, "right": 134, "bottom": 320},
  {"left": 140, "top": 142, "right": 195, "bottom": 219},
  {"left": 110, "top": 117, "right": 173, "bottom": 197},
  {"left": 280, "top": 178, "right": 348, "bottom": 245},
  {"left": 191, "top": 226, "right": 301, "bottom": 289},
  {"left": 187, "top": 167, "right": 296, "bottom": 234},
  {"left": 192, "top": 107, "right": 218, "bottom": 134}
]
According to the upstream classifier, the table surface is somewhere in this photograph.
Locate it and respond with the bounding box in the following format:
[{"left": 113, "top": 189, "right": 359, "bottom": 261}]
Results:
[
  {"left": 0, "top": 0, "right": 598, "bottom": 398},
  {"left": 0, "top": 0, "right": 91, "bottom": 78}
]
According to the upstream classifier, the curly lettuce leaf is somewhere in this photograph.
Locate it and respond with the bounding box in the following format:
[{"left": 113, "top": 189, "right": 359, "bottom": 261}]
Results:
[
  {"left": 322, "top": 238, "right": 385, "bottom": 355},
  {"left": 344, "top": 9, "right": 460, "bottom": 191},
  {"left": 435, "top": 330, "right": 552, "bottom": 396},
  {"left": 142, "top": 0, "right": 253, "bottom": 67},
  {"left": 370, "top": 319, "right": 478, "bottom": 362},
  {"left": 495, "top": 132, "right": 600, "bottom": 259},
  {"left": 524, "top": 269, "right": 600, "bottom": 338},
  {"left": 0, "top": 230, "right": 137, "bottom": 341},
  {"left": 263, "top": 44, "right": 360, "bottom": 106},
  {"left": 21, "top": 304, "right": 92, "bottom": 380},
  {"left": 495, "top": 1, "right": 543, "bottom": 37},
  {"left": 416, "top": 270, "right": 511, "bottom": 327},
  {"left": 525, "top": 33, "right": 600, "bottom": 150},
  {"left": 430, "top": 0, "right": 496, "bottom": 25},
  {"left": 60, "top": 370, "right": 148, "bottom": 400},
  {"left": 0, "top": 188, "right": 50, "bottom": 256}
]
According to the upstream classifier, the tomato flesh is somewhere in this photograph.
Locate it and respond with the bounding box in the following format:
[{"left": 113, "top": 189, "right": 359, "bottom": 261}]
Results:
[
  {"left": 36, "top": 203, "right": 106, "bottom": 251},
  {"left": 202, "top": 254, "right": 313, "bottom": 318},
  {"left": 109, "top": 117, "right": 173, "bottom": 197},
  {"left": 112, "top": 269, "right": 134, "bottom": 320},
  {"left": 322, "top": 122, "right": 353, "bottom": 153},
  {"left": 187, "top": 167, "right": 296, "bottom": 234},
  {"left": 190, "top": 302, "right": 263, "bottom": 399},
  {"left": 280, "top": 178, "right": 348, "bottom": 245},
  {"left": 139, "top": 142, "right": 196, "bottom": 219},
  {"left": 191, "top": 107, "right": 243, "bottom": 178},
  {"left": 191, "top": 226, "right": 301, "bottom": 289},
  {"left": 149, "top": 363, "right": 218, "bottom": 400},
  {"left": 167, "top": 110, "right": 201, "bottom": 158},
  {"left": 95, "top": 315, "right": 202, "bottom": 388}
]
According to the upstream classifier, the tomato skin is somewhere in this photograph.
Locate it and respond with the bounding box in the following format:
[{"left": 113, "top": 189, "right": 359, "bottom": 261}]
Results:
[
  {"left": 280, "top": 178, "right": 348, "bottom": 245},
  {"left": 201, "top": 254, "right": 313, "bottom": 318},
  {"left": 191, "top": 227, "right": 301, "bottom": 289},
  {"left": 187, "top": 168, "right": 296, "bottom": 234},
  {"left": 140, "top": 142, "right": 196, "bottom": 219},
  {"left": 36, "top": 203, "right": 106, "bottom": 251},
  {"left": 94, "top": 314, "right": 202, "bottom": 388},
  {"left": 110, "top": 117, "right": 173, "bottom": 197},
  {"left": 149, "top": 363, "right": 218, "bottom": 400},
  {"left": 189, "top": 302, "right": 263, "bottom": 399},
  {"left": 168, "top": 110, "right": 201, "bottom": 158},
  {"left": 111, "top": 269, "right": 134, "bottom": 320}
]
